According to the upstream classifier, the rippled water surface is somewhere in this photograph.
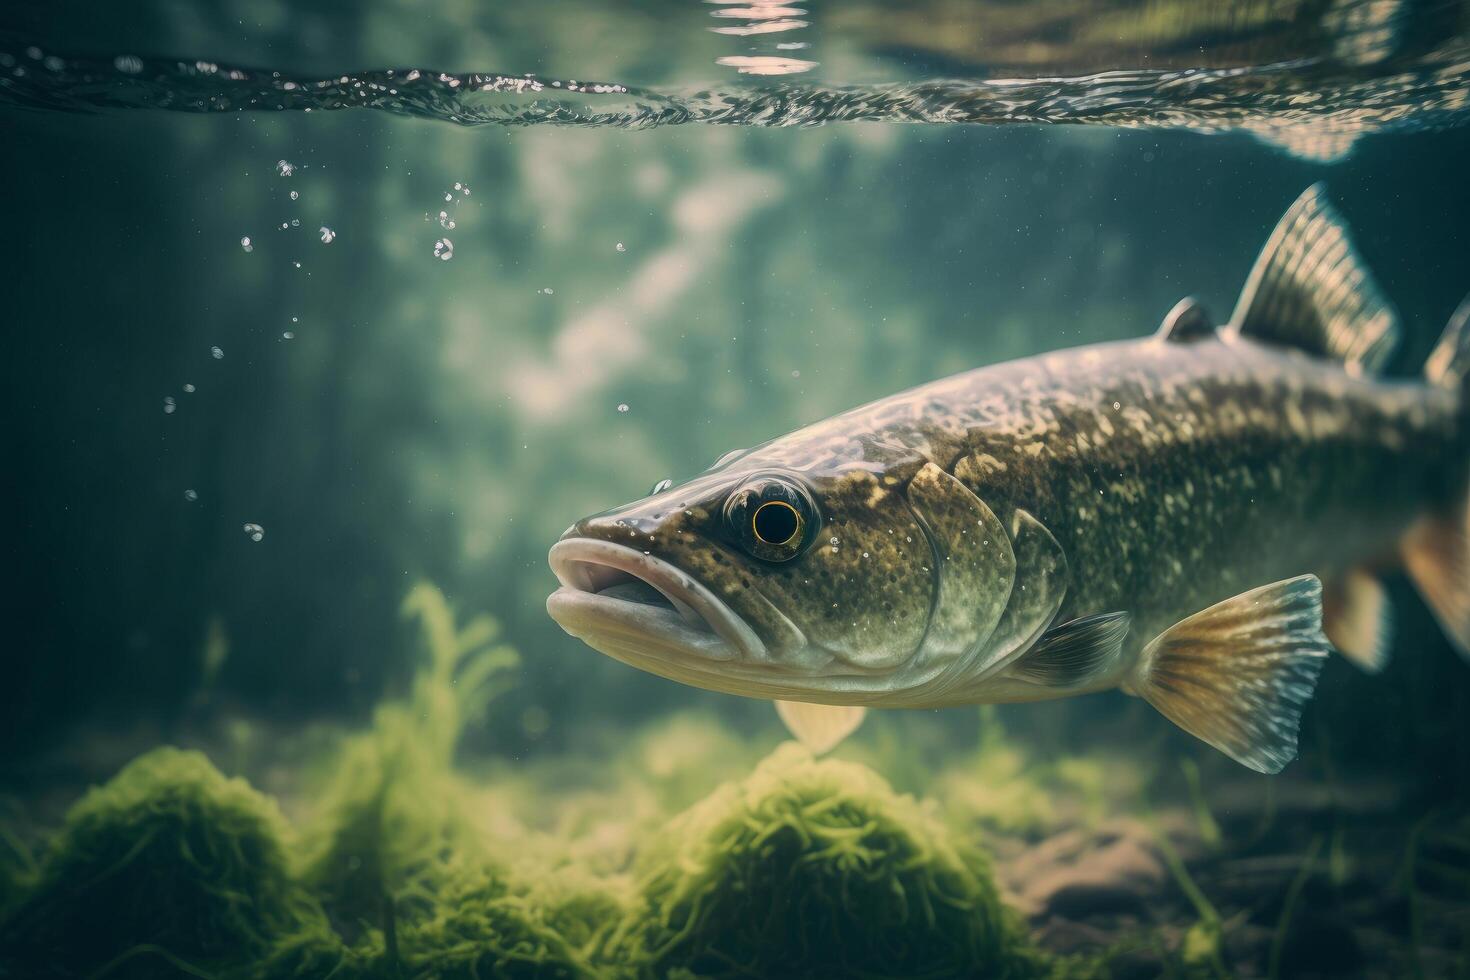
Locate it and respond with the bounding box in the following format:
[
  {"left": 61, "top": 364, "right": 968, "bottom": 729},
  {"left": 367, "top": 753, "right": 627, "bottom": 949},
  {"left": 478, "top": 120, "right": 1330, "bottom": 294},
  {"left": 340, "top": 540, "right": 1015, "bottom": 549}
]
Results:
[{"left": 3, "top": 0, "right": 1469, "bottom": 157}]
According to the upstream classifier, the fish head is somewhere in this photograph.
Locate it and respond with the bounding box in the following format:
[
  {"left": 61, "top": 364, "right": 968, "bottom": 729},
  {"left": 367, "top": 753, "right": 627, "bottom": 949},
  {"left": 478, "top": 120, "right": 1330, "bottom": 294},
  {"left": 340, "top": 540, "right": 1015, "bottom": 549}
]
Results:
[{"left": 547, "top": 462, "right": 947, "bottom": 702}]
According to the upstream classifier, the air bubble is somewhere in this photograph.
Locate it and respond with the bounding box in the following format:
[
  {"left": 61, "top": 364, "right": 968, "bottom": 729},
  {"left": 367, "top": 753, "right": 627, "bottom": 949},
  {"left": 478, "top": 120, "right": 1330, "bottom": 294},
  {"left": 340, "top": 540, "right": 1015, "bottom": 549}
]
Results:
[
  {"left": 438, "top": 211, "right": 456, "bottom": 230},
  {"left": 615, "top": 242, "right": 626, "bottom": 252},
  {"left": 289, "top": 219, "right": 300, "bottom": 228},
  {"left": 240, "top": 236, "right": 253, "bottom": 252},
  {"left": 319, "top": 226, "right": 336, "bottom": 243},
  {"left": 242, "top": 523, "right": 265, "bottom": 542},
  {"left": 617, "top": 403, "right": 630, "bottom": 413},
  {"left": 289, "top": 190, "right": 299, "bottom": 201},
  {"left": 282, "top": 331, "right": 295, "bottom": 340},
  {"left": 433, "top": 238, "right": 454, "bottom": 261}
]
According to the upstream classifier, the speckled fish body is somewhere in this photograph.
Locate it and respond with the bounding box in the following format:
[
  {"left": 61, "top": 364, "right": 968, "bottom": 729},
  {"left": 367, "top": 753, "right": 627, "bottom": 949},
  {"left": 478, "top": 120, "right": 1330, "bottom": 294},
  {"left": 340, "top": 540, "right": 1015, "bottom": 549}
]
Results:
[
  {"left": 733, "top": 331, "right": 1459, "bottom": 700},
  {"left": 547, "top": 185, "right": 1470, "bottom": 772}
]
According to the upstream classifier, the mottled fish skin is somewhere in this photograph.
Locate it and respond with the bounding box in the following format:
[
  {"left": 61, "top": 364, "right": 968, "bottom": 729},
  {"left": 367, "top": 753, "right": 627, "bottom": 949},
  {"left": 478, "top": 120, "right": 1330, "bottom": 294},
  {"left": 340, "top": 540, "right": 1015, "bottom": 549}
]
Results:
[
  {"left": 559, "top": 326, "right": 1461, "bottom": 708},
  {"left": 752, "top": 331, "right": 1458, "bottom": 675}
]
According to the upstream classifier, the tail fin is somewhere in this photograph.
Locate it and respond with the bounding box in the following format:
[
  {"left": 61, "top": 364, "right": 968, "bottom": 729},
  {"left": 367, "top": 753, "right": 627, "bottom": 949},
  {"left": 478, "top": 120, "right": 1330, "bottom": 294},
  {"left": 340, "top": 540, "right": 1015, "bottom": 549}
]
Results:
[{"left": 1404, "top": 294, "right": 1470, "bottom": 659}]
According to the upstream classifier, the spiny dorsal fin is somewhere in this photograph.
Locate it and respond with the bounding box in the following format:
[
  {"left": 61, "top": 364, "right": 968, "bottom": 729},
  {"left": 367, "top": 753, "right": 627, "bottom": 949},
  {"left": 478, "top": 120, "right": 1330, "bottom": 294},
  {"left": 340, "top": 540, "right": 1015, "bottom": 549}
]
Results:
[
  {"left": 775, "top": 701, "right": 866, "bottom": 755},
  {"left": 1158, "top": 297, "right": 1214, "bottom": 342},
  {"left": 1129, "top": 576, "right": 1329, "bottom": 774},
  {"left": 1228, "top": 184, "right": 1399, "bottom": 376},
  {"left": 1008, "top": 611, "right": 1131, "bottom": 688}
]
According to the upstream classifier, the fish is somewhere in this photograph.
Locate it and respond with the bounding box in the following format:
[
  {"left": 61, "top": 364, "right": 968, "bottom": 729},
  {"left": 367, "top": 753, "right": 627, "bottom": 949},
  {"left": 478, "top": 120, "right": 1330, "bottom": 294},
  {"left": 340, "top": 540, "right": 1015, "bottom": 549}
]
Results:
[{"left": 547, "top": 184, "right": 1470, "bottom": 772}]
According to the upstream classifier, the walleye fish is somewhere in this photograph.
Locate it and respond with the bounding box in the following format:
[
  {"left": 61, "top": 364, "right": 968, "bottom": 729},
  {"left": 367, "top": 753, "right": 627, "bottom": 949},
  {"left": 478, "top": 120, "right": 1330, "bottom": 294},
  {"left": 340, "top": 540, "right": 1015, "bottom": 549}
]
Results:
[{"left": 547, "top": 185, "right": 1470, "bottom": 772}]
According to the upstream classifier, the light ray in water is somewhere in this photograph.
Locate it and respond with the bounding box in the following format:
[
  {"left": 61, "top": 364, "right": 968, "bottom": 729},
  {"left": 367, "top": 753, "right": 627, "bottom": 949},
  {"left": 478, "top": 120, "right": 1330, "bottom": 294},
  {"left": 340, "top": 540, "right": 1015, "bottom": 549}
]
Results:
[{"left": 0, "top": 39, "right": 1466, "bottom": 149}]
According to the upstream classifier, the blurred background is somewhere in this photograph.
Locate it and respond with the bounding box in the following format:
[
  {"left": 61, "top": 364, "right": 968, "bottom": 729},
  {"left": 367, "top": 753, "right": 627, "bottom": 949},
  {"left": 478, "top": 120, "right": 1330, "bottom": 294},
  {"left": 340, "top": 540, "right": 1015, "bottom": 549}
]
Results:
[{"left": 2, "top": 0, "right": 1469, "bottom": 798}]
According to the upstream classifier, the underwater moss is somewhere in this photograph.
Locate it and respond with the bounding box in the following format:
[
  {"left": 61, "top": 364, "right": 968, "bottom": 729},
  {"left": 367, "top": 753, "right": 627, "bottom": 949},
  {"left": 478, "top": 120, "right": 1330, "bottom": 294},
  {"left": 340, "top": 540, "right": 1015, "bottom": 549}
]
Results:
[
  {"left": 396, "top": 869, "right": 596, "bottom": 979},
  {"left": 0, "top": 747, "right": 329, "bottom": 979},
  {"left": 613, "top": 742, "right": 1044, "bottom": 980}
]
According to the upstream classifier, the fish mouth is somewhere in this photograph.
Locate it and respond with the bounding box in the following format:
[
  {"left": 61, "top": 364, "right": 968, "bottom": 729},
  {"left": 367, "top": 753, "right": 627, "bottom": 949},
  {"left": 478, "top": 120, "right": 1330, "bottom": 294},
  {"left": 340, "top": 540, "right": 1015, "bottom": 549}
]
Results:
[{"left": 547, "top": 539, "right": 766, "bottom": 667}]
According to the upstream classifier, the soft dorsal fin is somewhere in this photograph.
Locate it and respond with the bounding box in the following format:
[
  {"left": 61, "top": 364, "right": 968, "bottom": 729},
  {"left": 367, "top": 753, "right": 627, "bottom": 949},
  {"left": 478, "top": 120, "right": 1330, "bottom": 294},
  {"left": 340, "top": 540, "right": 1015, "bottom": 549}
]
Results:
[
  {"left": 1228, "top": 184, "right": 1399, "bottom": 376},
  {"left": 1157, "top": 297, "right": 1214, "bottom": 342},
  {"left": 774, "top": 701, "right": 866, "bottom": 754}
]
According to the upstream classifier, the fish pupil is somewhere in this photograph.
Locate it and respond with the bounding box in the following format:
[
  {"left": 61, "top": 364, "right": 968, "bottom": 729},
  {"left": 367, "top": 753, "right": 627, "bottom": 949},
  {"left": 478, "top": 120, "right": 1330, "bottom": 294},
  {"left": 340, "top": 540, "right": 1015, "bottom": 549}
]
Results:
[{"left": 753, "top": 501, "right": 800, "bottom": 546}]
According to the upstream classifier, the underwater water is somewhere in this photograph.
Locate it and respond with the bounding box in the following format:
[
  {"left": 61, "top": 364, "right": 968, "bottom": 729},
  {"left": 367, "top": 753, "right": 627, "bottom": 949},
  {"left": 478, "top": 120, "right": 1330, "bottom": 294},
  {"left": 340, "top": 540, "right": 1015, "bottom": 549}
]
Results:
[{"left": 4, "top": 0, "right": 1470, "bottom": 977}]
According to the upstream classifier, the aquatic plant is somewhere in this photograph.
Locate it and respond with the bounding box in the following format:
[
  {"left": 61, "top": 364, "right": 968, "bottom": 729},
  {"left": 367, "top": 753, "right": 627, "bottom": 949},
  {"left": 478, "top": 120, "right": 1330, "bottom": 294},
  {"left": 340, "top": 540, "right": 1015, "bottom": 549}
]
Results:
[
  {"left": 301, "top": 583, "right": 520, "bottom": 935},
  {"left": 1151, "top": 822, "right": 1228, "bottom": 979},
  {"left": 1268, "top": 835, "right": 1324, "bottom": 980},
  {"left": 613, "top": 741, "right": 1044, "bottom": 980},
  {"left": 0, "top": 747, "right": 329, "bottom": 979}
]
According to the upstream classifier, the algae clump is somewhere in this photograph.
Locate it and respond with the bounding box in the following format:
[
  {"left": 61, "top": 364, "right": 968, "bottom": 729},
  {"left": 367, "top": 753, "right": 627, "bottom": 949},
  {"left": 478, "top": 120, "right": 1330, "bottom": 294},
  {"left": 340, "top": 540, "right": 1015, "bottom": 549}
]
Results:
[
  {"left": 615, "top": 742, "right": 1044, "bottom": 980},
  {"left": 0, "top": 747, "right": 329, "bottom": 979},
  {"left": 400, "top": 869, "right": 597, "bottom": 979}
]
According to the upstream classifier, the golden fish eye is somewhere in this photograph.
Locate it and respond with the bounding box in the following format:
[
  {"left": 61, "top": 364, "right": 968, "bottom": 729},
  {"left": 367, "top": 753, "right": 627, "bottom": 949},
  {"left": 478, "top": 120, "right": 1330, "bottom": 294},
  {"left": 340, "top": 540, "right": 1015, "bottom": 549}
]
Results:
[{"left": 752, "top": 500, "right": 801, "bottom": 546}]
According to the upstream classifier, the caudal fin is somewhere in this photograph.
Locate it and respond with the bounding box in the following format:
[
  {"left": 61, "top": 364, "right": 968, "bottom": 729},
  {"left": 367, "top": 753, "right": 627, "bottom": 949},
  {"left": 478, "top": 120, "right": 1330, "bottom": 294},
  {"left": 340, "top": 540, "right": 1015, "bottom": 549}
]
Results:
[
  {"left": 1403, "top": 294, "right": 1470, "bottom": 660},
  {"left": 1130, "top": 576, "right": 1329, "bottom": 774}
]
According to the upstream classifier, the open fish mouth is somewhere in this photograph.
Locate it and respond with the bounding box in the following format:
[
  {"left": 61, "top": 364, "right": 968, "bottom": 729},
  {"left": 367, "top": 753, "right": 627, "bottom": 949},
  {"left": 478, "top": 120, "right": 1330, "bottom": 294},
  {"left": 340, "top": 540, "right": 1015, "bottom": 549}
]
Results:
[{"left": 547, "top": 539, "right": 765, "bottom": 667}]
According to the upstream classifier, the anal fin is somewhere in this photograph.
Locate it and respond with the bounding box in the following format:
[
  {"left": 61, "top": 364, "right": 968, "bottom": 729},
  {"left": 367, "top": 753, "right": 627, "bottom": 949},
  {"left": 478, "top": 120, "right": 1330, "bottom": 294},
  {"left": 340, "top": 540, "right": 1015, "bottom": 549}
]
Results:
[
  {"left": 1403, "top": 508, "right": 1470, "bottom": 660},
  {"left": 775, "top": 701, "right": 866, "bottom": 755},
  {"left": 1009, "top": 612, "right": 1132, "bottom": 689},
  {"left": 1323, "top": 569, "right": 1393, "bottom": 673},
  {"left": 1130, "top": 576, "right": 1329, "bottom": 774}
]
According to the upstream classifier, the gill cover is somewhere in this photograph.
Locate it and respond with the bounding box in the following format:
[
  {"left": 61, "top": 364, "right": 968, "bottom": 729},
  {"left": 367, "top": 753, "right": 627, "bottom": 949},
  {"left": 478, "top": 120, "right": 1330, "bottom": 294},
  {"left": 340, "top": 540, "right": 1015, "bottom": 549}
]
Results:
[{"left": 900, "top": 463, "right": 1071, "bottom": 705}]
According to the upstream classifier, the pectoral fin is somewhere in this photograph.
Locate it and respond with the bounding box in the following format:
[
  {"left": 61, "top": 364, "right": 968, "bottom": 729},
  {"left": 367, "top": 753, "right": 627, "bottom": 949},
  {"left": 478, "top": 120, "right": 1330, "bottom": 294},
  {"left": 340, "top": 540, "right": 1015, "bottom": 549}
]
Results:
[
  {"left": 1008, "top": 612, "right": 1132, "bottom": 689},
  {"left": 774, "top": 701, "right": 866, "bottom": 755},
  {"left": 1130, "top": 576, "right": 1329, "bottom": 774}
]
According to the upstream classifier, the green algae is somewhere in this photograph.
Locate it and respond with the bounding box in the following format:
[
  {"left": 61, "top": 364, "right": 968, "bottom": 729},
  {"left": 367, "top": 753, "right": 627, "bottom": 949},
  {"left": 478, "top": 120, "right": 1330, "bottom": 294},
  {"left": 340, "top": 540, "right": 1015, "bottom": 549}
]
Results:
[
  {"left": 0, "top": 584, "right": 1125, "bottom": 980},
  {"left": 613, "top": 741, "right": 1044, "bottom": 980},
  {"left": 0, "top": 747, "right": 331, "bottom": 979}
]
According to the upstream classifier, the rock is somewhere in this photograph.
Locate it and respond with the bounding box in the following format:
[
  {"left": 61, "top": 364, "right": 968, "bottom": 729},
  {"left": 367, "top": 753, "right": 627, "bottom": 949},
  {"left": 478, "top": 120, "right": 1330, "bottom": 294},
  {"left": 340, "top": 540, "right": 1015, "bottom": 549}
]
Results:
[
  {"left": 1012, "top": 821, "right": 1168, "bottom": 920},
  {"left": 1032, "top": 916, "right": 1115, "bottom": 955}
]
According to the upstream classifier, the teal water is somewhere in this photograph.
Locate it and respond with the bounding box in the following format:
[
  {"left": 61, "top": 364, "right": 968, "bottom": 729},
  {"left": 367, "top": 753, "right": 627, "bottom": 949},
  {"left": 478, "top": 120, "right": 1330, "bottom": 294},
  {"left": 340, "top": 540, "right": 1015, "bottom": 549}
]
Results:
[{"left": 3, "top": 2, "right": 1470, "bottom": 977}]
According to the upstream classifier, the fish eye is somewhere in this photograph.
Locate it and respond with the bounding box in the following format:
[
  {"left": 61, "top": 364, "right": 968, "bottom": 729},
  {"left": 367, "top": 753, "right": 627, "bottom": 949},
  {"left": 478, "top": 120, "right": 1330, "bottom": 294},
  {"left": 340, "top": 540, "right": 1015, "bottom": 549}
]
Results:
[
  {"left": 753, "top": 501, "right": 800, "bottom": 546},
  {"left": 723, "top": 476, "right": 816, "bottom": 562}
]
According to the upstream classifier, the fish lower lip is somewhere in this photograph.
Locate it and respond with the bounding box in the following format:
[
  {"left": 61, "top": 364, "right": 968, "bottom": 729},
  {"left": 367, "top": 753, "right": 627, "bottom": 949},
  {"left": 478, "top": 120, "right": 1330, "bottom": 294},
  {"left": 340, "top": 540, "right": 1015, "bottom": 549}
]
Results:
[{"left": 546, "top": 538, "right": 766, "bottom": 662}]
